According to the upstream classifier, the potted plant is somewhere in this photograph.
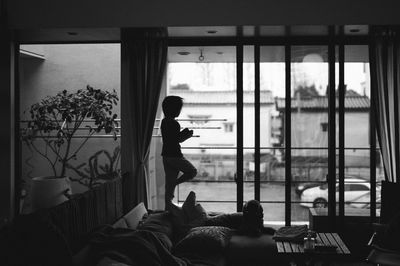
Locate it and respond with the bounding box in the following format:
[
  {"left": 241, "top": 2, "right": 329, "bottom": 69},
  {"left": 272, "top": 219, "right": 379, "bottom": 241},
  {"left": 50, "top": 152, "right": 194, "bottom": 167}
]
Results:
[{"left": 22, "top": 85, "right": 119, "bottom": 210}]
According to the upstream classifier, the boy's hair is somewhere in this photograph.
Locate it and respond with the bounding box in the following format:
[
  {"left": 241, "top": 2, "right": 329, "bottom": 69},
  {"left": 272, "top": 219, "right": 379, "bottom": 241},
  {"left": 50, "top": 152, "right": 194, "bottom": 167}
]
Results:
[{"left": 162, "top": 96, "right": 183, "bottom": 117}]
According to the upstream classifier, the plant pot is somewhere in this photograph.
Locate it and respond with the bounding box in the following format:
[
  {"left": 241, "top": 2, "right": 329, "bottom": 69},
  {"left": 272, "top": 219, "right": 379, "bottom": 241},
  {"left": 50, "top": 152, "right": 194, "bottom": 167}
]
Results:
[{"left": 31, "top": 176, "right": 72, "bottom": 211}]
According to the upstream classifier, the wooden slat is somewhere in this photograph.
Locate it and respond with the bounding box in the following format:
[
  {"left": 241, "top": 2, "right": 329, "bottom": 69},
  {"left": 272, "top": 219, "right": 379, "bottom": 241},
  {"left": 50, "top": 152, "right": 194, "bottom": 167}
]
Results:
[
  {"left": 291, "top": 243, "right": 300, "bottom": 253},
  {"left": 325, "top": 233, "right": 341, "bottom": 254},
  {"left": 298, "top": 242, "right": 304, "bottom": 253},
  {"left": 316, "top": 233, "right": 324, "bottom": 245},
  {"left": 318, "top": 233, "right": 331, "bottom": 246},
  {"left": 283, "top": 242, "right": 293, "bottom": 253},
  {"left": 277, "top": 242, "right": 285, "bottom": 253},
  {"left": 332, "top": 233, "right": 351, "bottom": 254}
]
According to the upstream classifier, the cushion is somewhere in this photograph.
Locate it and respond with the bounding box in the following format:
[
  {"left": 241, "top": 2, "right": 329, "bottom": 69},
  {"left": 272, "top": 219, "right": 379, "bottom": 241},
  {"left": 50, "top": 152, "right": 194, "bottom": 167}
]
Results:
[
  {"left": 112, "top": 218, "right": 128, "bottom": 229},
  {"left": 227, "top": 233, "right": 278, "bottom": 264},
  {"left": 174, "top": 226, "right": 232, "bottom": 254},
  {"left": 123, "top": 202, "right": 147, "bottom": 229}
]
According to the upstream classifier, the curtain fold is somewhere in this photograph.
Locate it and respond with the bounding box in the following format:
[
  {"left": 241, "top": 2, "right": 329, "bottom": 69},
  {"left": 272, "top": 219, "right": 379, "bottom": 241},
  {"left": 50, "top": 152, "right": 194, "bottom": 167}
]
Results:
[
  {"left": 121, "top": 28, "right": 168, "bottom": 212},
  {"left": 370, "top": 26, "right": 400, "bottom": 183}
]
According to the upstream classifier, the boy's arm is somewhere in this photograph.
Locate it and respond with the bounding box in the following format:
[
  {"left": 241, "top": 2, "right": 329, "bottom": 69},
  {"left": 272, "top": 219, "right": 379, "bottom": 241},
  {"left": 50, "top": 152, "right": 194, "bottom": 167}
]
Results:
[{"left": 178, "top": 128, "right": 193, "bottom": 142}]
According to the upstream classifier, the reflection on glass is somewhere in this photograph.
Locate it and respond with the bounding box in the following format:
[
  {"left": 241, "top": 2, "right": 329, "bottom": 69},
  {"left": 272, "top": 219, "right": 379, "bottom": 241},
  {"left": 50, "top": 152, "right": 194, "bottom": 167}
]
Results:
[{"left": 290, "top": 46, "right": 329, "bottom": 150}]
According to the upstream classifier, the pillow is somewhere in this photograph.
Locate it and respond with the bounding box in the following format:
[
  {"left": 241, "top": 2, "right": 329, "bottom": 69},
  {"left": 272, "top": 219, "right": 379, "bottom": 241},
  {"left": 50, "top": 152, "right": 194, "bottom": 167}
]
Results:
[
  {"left": 123, "top": 202, "right": 148, "bottom": 229},
  {"left": 113, "top": 218, "right": 128, "bottom": 229},
  {"left": 174, "top": 226, "right": 233, "bottom": 254}
]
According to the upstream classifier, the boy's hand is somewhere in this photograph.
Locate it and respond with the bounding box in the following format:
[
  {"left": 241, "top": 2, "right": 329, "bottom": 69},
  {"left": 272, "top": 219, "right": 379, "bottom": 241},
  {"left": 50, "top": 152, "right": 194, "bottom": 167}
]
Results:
[{"left": 182, "top": 128, "right": 193, "bottom": 138}]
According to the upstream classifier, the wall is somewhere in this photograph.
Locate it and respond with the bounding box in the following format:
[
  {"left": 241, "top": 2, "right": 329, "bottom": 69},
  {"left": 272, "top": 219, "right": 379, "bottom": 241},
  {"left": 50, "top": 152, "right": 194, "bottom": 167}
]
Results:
[
  {"left": 6, "top": 0, "right": 400, "bottom": 29},
  {"left": 179, "top": 103, "right": 275, "bottom": 153},
  {"left": 19, "top": 44, "right": 121, "bottom": 212},
  {"left": 290, "top": 111, "right": 369, "bottom": 155}
]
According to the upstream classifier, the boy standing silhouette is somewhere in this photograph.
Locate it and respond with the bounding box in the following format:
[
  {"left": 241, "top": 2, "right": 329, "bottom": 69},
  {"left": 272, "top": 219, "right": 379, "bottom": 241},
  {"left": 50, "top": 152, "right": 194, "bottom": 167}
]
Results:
[{"left": 161, "top": 96, "right": 197, "bottom": 208}]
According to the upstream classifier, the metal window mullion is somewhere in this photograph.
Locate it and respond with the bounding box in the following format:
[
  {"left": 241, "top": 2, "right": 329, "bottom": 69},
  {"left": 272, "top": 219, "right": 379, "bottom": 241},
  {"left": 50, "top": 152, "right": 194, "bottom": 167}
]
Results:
[
  {"left": 285, "top": 43, "right": 292, "bottom": 226},
  {"left": 255, "top": 44, "right": 261, "bottom": 201},
  {"left": 338, "top": 28, "right": 345, "bottom": 227},
  {"left": 328, "top": 26, "right": 337, "bottom": 230},
  {"left": 236, "top": 43, "right": 244, "bottom": 212},
  {"left": 14, "top": 40, "right": 20, "bottom": 217},
  {"left": 370, "top": 37, "right": 377, "bottom": 221},
  {"left": 370, "top": 80, "right": 377, "bottom": 222}
]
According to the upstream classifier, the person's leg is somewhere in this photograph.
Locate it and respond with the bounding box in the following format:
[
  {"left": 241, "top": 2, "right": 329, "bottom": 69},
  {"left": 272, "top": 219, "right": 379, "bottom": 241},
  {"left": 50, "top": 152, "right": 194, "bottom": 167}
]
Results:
[
  {"left": 163, "top": 157, "right": 179, "bottom": 205},
  {"left": 175, "top": 157, "right": 197, "bottom": 185}
]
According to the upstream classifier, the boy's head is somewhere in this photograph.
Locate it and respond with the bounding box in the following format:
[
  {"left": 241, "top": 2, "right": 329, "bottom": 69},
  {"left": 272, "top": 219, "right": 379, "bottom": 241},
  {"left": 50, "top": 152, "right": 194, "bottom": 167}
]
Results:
[{"left": 162, "top": 96, "right": 183, "bottom": 117}]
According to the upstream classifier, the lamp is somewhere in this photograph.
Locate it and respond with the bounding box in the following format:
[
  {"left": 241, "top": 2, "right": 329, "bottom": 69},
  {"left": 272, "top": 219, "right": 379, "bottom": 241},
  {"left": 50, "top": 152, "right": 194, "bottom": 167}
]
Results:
[
  {"left": 199, "top": 49, "right": 205, "bottom": 62},
  {"left": 302, "top": 53, "right": 324, "bottom": 63}
]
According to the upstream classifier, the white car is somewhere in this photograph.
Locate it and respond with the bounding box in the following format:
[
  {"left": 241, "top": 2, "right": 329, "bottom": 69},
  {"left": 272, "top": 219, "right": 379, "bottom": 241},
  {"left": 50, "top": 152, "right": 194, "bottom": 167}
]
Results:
[{"left": 300, "top": 178, "right": 381, "bottom": 208}]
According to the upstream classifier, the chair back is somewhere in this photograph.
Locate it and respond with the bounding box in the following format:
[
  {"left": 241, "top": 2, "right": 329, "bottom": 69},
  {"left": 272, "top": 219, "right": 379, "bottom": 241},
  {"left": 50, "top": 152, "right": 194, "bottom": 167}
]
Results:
[{"left": 380, "top": 181, "right": 400, "bottom": 223}]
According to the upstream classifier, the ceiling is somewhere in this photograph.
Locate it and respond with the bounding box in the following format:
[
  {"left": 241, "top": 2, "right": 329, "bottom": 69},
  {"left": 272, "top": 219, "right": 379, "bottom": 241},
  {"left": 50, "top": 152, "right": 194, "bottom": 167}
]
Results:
[
  {"left": 17, "top": 25, "right": 369, "bottom": 63},
  {"left": 168, "top": 45, "right": 369, "bottom": 63},
  {"left": 16, "top": 25, "right": 369, "bottom": 43},
  {"left": 168, "top": 25, "right": 369, "bottom": 37}
]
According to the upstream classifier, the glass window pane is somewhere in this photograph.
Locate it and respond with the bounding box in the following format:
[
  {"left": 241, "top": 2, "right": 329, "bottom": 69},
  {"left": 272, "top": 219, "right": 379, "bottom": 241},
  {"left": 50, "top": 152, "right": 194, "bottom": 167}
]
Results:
[
  {"left": 343, "top": 45, "right": 374, "bottom": 214},
  {"left": 152, "top": 46, "right": 237, "bottom": 210},
  {"left": 259, "top": 47, "right": 285, "bottom": 223},
  {"left": 290, "top": 46, "right": 329, "bottom": 222}
]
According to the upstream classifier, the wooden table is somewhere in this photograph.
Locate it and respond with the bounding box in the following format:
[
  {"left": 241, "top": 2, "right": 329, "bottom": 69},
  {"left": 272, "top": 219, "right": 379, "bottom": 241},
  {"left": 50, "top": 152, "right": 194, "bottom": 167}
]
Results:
[{"left": 275, "top": 232, "right": 351, "bottom": 265}]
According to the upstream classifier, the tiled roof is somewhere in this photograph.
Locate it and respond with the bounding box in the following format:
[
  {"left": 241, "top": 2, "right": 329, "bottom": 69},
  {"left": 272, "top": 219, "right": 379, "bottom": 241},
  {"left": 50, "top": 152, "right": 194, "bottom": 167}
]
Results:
[
  {"left": 170, "top": 90, "right": 274, "bottom": 104},
  {"left": 275, "top": 96, "right": 370, "bottom": 111}
]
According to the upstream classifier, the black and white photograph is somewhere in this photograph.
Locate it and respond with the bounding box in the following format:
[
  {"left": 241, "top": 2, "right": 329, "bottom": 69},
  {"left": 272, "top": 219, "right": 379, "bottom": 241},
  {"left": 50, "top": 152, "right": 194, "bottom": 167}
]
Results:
[{"left": 1, "top": 1, "right": 400, "bottom": 265}]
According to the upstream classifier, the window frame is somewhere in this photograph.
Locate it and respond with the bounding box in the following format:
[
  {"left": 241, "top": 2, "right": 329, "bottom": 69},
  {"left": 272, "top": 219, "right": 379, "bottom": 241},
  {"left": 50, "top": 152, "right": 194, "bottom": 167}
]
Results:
[{"left": 167, "top": 31, "right": 375, "bottom": 227}]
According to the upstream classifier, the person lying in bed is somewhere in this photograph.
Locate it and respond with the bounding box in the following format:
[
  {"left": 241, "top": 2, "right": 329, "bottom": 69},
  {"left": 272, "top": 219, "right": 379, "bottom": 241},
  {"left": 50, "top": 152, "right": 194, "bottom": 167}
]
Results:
[{"left": 239, "top": 200, "right": 276, "bottom": 236}]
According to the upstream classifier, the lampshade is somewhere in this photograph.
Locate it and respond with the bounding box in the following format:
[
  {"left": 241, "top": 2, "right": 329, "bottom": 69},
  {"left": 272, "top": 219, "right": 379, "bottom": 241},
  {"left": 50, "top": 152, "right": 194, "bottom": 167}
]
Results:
[{"left": 302, "top": 53, "right": 324, "bottom": 63}]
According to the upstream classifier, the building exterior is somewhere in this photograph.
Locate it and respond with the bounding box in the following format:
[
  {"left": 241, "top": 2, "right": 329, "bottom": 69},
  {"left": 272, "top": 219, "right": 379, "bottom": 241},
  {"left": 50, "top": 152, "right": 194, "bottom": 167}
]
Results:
[
  {"left": 153, "top": 89, "right": 276, "bottom": 183},
  {"left": 275, "top": 93, "right": 372, "bottom": 180}
]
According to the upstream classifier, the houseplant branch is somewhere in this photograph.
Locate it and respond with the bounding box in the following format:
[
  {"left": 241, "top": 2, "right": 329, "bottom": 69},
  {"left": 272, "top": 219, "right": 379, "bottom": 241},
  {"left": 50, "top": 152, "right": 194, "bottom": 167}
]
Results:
[{"left": 21, "top": 85, "right": 120, "bottom": 179}]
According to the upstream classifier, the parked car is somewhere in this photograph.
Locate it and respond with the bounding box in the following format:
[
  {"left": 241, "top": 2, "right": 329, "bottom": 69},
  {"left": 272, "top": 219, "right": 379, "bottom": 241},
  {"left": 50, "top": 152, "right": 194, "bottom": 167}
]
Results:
[
  {"left": 300, "top": 177, "right": 381, "bottom": 208},
  {"left": 295, "top": 181, "right": 324, "bottom": 196}
]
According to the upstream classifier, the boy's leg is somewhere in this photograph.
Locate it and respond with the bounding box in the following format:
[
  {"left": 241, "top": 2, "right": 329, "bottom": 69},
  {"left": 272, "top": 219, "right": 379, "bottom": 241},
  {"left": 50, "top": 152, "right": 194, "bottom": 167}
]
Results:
[
  {"left": 163, "top": 157, "right": 179, "bottom": 204},
  {"left": 175, "top": 157, "right": 197, "bottom": 185}
]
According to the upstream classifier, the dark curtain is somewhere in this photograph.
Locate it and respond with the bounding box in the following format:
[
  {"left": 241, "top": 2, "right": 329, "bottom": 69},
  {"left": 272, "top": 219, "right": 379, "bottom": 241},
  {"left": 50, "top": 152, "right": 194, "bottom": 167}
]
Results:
[
  {"left": 121, "top": 28, "right": 168, "bottom": 212},
  {"left": 370, "top": 26, "right": 400, "bottom": 183}
]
